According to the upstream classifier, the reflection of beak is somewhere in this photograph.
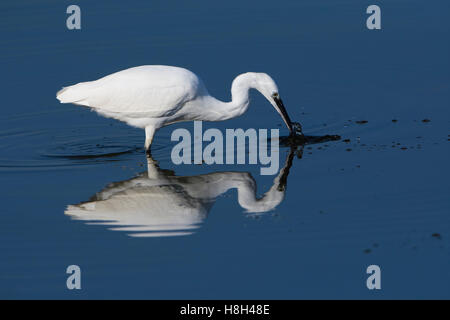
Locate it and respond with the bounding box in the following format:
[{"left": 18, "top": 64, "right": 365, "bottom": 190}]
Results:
[
  {"left": 273, "top": 97, "right": 293, "bottom": 134},
  {"left": 277, "top": 147, "right": 295, "bottom": 191}
]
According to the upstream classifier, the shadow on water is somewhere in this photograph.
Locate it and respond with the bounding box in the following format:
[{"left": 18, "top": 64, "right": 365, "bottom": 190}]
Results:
[
  {"left": 65, "top": 148, "right": 297, "bottom": 237},
  {"left": 280, "top": 133, "right": 341, "bottom": 147},
  {"left": 280, "top": 133, "right": 341, "bottom": 158}
]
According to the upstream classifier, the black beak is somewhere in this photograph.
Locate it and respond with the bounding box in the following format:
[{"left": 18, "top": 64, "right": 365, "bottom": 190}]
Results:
[{"left": 273, "top": 97, "right": 293, "bottom": 134}]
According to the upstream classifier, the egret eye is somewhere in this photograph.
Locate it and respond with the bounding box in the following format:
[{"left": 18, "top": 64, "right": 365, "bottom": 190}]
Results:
[{"left": 272, "top": 92, "right": 279, "bottom": 98}]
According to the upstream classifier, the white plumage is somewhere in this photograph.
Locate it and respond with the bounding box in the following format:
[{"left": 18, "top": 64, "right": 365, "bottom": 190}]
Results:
[{"left": 57, "top": 65, "right": 294, "bottom": 152}]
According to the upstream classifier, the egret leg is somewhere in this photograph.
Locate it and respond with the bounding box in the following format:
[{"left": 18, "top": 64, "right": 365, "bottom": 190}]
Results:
[
  {"left": 144, "top": 126, "right": 156, "bottom": 155},
  {"left": 146, "top": 154, "right": 159, "bottom": 178}
]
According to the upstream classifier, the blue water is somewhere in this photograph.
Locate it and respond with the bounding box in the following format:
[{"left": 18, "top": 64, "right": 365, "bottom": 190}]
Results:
[{"left": 0, "top": 0, "right": 449, "bottom": 299}]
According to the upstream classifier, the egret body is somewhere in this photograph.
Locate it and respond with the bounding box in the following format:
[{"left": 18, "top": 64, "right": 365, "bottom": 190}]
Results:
[{"left": 57, "top": 65, "right": 295, "bottom": 153}]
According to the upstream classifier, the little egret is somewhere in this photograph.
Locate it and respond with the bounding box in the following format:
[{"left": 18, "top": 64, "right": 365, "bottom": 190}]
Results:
[{"left": 56, "top": 65, "right": 297, "bottom": 153}]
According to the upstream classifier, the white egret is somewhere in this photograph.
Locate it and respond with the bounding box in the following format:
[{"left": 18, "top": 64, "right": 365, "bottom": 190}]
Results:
[{"left": 56, "top": 65, "right": 297, "bottom": 153}]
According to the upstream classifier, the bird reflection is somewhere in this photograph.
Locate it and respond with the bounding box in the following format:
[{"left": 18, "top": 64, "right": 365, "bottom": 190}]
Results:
[{"left": 65, "top": 149, "right": 295, "bottom": 238}]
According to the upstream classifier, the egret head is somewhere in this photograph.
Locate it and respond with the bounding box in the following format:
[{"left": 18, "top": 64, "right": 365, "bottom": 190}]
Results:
[{"left": 251, "top": 73, "right": 294, "bottom": 134}]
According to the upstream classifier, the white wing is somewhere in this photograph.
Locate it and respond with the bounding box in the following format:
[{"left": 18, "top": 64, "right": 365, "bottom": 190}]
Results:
[{"left": 57, "top": 65, "right": 204, "bottom": 118}]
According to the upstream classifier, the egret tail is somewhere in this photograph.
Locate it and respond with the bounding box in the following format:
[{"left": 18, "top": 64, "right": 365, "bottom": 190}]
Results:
[{"left": 56, "top": 82, "right": 93, "bottom": 106}]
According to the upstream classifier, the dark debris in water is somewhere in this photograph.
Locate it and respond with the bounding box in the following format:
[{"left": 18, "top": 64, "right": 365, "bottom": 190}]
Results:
[
  {"left": 282, "top": 121, "right": 339, "bottom": 144},
  {"left": 280, "top": 133, "right": 341, "bottom": 147},
  {"left": 278, "top": 121, "right": 341, "bottom": 158},
  {"left": 355, "top": 120, "right": 368, "bottom": 124},
  {"left": 432, "top": 233, "right": 442, "bottom": 240}
]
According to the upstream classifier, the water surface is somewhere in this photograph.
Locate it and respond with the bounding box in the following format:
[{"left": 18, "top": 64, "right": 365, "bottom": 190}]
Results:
[{"left": 0, "top": 0, "right": 449, "bottom": 299}]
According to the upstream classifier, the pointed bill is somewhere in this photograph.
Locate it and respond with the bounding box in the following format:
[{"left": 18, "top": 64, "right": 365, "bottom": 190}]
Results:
[{"left": 273, "top": 96, "right": 293, "bottom": 134}]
